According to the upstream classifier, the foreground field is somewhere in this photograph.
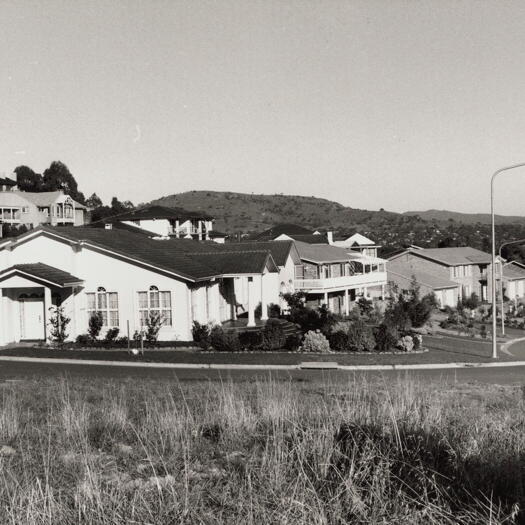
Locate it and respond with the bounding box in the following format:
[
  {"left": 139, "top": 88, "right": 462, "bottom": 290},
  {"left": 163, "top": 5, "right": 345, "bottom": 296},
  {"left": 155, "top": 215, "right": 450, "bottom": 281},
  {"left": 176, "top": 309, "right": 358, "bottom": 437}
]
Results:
[{"left": 0, "top": 376, "right": 524, "bottom": 524}]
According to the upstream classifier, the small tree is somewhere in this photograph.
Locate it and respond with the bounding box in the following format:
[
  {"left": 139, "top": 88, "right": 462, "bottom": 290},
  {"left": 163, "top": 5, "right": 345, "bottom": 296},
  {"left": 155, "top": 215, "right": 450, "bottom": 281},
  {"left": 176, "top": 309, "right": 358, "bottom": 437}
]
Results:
[
  {"left": 347, "top": 319, "right": 375, "bottom": 352},
  {"left": 357, "top": 296, "right": 373, "bottom": 317},
  {"left": 88, "top": 312, "right": 103, "bottom": 340},
  {"left": 48, "top": 306, "right": 71, "bottom": 344},
  {"left": 145, "top": 312, "right": 163, "bottom": 344}
]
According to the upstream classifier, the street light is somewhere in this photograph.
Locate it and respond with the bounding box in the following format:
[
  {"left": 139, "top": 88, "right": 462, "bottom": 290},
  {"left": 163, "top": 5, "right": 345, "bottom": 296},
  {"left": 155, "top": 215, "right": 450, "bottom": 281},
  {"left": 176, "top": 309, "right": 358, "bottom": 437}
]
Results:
[
  {"left": 491, "top": 163, "right": 525, "bottom": 358},
  {"left": 497, "top": 238, "right": 525, "bottom": 337}
]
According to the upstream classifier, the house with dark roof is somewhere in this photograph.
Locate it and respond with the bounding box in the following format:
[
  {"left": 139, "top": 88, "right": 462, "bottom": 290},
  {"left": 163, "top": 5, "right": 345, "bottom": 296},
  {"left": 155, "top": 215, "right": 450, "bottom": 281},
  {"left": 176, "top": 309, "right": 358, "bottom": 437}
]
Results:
[
  {"left": 0, "top": 188, "right": 86, "bottom": 233},
  {"left": 0, "top": 226, "right": 281, "bottom": 345},
  {"left": 101, "top": 204, "right": 223, "bottom": 241},
  {"left": 0, "top": 176, "right": 17, "bottom": 192},
  {"left": 388, "top": 246, "right": 496, "bottom": 303}
]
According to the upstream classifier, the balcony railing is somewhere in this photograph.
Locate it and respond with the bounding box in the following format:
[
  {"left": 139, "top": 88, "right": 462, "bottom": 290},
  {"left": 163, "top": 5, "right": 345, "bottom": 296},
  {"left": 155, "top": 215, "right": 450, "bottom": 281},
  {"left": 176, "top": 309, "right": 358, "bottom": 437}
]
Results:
[{"left": 294, "top": 272, "right": 387, "bottom": 291}]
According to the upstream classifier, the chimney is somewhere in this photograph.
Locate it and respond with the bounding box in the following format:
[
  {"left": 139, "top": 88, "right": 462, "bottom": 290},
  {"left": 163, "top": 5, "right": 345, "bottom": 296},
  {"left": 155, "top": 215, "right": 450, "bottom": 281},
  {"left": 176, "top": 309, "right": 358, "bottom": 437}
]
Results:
[{"left": 327, "top": 231, "right": 333, "bottom": 244}]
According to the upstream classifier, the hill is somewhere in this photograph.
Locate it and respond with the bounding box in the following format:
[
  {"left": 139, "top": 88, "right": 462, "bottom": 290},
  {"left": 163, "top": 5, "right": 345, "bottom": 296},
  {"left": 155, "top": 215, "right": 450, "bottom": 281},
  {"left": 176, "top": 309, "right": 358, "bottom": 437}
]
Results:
[
  {"left": 403, "top": 209, "right": 525, "bottom": 225},
  {"left": 151, "top": 191, "right": 400, "bottom": 233}
]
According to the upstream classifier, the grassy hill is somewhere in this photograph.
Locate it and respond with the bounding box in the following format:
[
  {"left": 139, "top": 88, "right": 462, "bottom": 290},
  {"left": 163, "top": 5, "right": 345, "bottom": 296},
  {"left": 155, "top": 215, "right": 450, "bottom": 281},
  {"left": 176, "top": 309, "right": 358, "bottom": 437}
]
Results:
[
  {"left": 403, "top": 209, "right": 525, "bottom": 225},
  {"left": 151, "top": 190, "right": 400, "bottom": 233}
]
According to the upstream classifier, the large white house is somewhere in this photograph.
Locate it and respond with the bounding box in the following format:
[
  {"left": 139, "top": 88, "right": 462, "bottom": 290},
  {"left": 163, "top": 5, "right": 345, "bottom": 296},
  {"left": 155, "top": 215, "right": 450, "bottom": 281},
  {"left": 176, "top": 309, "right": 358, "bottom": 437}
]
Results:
[{"left": 0, "top": 227, "right": 280, "bottom": 345}]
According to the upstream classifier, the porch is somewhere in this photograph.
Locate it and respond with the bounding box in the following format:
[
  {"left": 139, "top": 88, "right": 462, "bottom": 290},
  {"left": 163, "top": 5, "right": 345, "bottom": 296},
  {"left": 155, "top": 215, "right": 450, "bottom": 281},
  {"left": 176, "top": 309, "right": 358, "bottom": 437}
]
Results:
[{"left": 0, "top": 264, "right": 83, "bottom": 346}]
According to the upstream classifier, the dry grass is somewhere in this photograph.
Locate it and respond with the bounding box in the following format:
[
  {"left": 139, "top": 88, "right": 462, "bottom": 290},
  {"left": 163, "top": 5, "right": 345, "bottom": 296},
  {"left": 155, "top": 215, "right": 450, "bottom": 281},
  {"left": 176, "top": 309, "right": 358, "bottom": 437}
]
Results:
[{"left": 0, "top": 375, "right": 523, "bottom": 524}]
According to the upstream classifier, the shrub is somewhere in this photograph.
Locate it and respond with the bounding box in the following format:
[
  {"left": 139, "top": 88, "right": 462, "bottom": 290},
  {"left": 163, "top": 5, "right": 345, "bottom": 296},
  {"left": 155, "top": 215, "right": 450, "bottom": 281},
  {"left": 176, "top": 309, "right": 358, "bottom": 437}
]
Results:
[
  {"left": 301, "top": 330, "right": 331, "bottom": 353},
  {"left": 347, "top": 319, "right": 375, "bottom": 352},
  {"left": 238, "top": 331, "right": 262, "bottom": 350},
  {"left": 145, "top": 312, "right": 163, "bottom": 343},
  {"left": 116, "top": 336, "right": 129, "bottom": 346},
  {"left": 268, "top": 303, "right": 281, "bottom": 318},
  {"left": 47, "top": 306, "right": 71, "bottom": 344},
  {"left": 412, "top": 333, "right": 423, "bottom": 350},
  {"left": 397, "top": 335, "right": 414, "bottom": 352},
  {"left": 104, "top": 327, "right": 120, "bottom": 343},
  {"left": 260, "top": 319, "right": 286, "bottom": 351},
  {"left": 88, "top": 312, "right": 104, "bottom": 340},
  {"left": 283, "top": 332, "right": 302, "bottom": 351},
  {"left": 374, "top": 323, "right": 399, "bottom": 352},
  {"left": 328, "top": 330, "right": 349, "bottom": 352},
  {"left": 210, "top": 326, "right": 241, "bottom": 352},
  {"left": 75, "top": 334, "right": 91, "bottom": 345},
  {"left": 480, "top": 324, "right": 487, "bottom": 339},
  {"left": 192, "top": 321, "right": 211, "bottom": 350},
  {"left": 357, "top": 296, "right": 373, "bottom": 317},
  {"left": 463, "top": 292, "right": 480, "bottom": 310}
]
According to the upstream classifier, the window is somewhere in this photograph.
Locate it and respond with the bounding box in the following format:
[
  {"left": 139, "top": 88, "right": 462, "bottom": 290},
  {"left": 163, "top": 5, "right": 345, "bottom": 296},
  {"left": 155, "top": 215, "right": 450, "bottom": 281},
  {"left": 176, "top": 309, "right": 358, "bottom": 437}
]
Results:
[
  {"left": 86, "top": 287, "right": 119, "bottom": 327},
  {"left": 138, "top": 286, "right": 172, "bottom": 327}
]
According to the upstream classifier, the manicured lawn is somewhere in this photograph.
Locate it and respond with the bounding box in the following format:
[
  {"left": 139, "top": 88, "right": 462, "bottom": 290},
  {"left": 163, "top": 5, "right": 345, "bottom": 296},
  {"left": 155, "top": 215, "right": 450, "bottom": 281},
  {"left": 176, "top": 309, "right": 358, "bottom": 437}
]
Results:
[{"left": 0, "top": 333, "right": 518, "bottom": 365}]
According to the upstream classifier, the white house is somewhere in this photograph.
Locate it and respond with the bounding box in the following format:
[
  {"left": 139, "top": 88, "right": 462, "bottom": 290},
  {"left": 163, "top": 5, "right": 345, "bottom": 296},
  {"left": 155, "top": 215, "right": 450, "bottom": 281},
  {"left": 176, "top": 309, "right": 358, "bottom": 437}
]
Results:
[
  {"left": 331, "top": 233, "right": 380, "bottom": 257},
  {"left": 0, "top": 226, "right": 280, "bottom": 345}
]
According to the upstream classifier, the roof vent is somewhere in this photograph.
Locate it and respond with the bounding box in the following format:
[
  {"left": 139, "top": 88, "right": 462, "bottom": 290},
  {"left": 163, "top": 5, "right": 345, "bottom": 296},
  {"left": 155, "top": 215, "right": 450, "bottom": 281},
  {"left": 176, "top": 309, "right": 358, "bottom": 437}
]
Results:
[{"left": 104, "top": 223, "right": 113, "bottom": 230}]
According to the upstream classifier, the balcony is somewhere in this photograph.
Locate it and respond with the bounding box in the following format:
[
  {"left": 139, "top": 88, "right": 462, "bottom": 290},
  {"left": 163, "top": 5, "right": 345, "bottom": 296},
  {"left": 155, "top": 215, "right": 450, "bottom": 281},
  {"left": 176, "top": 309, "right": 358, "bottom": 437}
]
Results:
[{"left": 294, "top": 272, "right": 387, "bottom": 292}]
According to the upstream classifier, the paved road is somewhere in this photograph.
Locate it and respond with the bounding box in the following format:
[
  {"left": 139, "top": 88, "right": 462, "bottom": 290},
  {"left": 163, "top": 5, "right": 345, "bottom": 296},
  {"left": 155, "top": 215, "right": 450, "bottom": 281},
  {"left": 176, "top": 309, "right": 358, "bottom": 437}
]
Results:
[{"left": 1, "top": 359, "right": 525, "bottom": 385}]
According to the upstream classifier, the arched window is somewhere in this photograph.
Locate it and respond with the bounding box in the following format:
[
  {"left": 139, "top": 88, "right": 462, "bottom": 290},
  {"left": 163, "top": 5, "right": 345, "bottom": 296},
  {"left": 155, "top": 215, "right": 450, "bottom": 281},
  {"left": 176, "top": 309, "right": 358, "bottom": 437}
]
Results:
[
  {"left": 86, "top": 287, "right": 119, "bottom": 327},
  {"left": 137, "top": 286, "right": 172, "bottom": 327}
]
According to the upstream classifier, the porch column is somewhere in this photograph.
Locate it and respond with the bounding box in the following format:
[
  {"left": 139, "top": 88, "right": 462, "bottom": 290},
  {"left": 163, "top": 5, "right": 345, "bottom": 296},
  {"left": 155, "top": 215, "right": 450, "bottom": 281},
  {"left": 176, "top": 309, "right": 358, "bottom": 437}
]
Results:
[
  {"left": 260, "top": 275, "right": 269, "bottom": 321},
  {"left": 344, "top": 289, "right": 349, "bottom": 316},
  {"left": 323, "top": 291, "right": 328, "bottom": 308},
  {"left": 247, "top": 277, "right": 255, "bottom": 327},
  {"left": 198, "top": 220, "right": 203, "bottom": 241},
  {"left": 175, "top": 220, "right": 180, "bottom": 238},
  {"left": 381, "top": 284, "right": 385, "bottom": 300},
  {"left": 363, "top": 287, "right": 368, "bottom": 298},
  {"left": 44, "top": 287, "right": 52, "bottom": 342},
  {"left": 0, "top": 289, "right": 5, "bottom": 346}
]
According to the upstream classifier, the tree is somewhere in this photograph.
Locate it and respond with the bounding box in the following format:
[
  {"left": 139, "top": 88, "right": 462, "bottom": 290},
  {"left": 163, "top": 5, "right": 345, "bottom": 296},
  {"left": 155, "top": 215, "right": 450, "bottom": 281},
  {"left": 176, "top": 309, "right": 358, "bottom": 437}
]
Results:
[
  {"left": 42, "top": 161, "right": 85, "bottom": 204},
  {"left": 14, "top": 165, "right": 43, "bottom": 192},
  {"left": 110, "top": 197, "right": 134, "bottom": 213},
  {"left": 48, "top": 306, "right": 71, "bottom": 344},
  {"left": 86, "top": 193, "right": 103, "bottom": 209}
]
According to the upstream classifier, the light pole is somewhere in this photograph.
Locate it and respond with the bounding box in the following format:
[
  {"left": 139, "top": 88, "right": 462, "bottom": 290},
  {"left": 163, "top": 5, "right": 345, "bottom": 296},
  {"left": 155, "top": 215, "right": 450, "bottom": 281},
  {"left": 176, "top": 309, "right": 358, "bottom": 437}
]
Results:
[{"left": 491, "top": 163, "right": 525, "bottom": 359}]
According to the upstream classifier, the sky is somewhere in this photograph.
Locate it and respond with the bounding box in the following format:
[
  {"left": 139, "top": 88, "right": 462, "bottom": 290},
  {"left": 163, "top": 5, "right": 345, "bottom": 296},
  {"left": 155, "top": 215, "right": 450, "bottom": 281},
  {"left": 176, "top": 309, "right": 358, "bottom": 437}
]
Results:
[{"left": 2, "top": 0, "right": 525, "bottom": 215}]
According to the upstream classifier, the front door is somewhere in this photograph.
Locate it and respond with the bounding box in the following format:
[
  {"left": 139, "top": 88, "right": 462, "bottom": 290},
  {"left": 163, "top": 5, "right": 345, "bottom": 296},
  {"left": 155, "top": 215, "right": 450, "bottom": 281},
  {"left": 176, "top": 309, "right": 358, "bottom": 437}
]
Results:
[{"left": 20, "top": 299, "right": 45, "bottom": 340}]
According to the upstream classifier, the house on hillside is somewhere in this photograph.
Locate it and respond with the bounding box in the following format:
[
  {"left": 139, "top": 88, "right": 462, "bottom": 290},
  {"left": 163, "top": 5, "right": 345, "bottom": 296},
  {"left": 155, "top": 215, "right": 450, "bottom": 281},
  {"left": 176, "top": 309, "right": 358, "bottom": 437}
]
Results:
[
  {"left": 0, "top": 189, "right": 86, "bottom": 234},
  {"left": 101, "top": 204, "right": 226, "bottom": 242},
  {"left": 0, "top": 176, "right": 17, "bottom": 192},
  {"left": 331, "top": 233, "right": 380, "bottom": 257},
  {"left": 0, "top": 227, "right": 282, "bottom": 345},
  {"left": 388, "top": 247, "right": 496, "bottom": 303}
]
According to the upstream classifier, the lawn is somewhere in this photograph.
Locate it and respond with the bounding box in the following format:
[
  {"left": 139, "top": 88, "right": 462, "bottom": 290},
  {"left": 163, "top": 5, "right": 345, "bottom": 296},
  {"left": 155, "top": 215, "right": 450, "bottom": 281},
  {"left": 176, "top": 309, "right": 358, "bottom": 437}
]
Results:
[
  {"left": 0, "top": 375, "right": 523, "bottom": 524},
  {"left": 0, "top": 334, "right": 518, "bottom": 366}
]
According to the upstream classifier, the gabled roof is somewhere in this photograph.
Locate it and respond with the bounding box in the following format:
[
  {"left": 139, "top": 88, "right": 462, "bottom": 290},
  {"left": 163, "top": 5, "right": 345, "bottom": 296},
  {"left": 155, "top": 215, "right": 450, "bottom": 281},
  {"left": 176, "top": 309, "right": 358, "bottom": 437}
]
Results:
[
  {"left": 279, "top": 233, "right": 329, "bottom": 244},
  {"left": 2, "top": 226, "right": 279, "bottom": 282},
  {"left": 0, "top": 177, "right": 16, "bottom": 187},
  {"left": 294, "top": 241, "right": 356, "bottom": 264},
  {"left": 503, "top": 261, "right": 525, "bottom": 281},
  {"left": 111, "top": 204, "right": 213, "bottom": 222},
  {"left": 252, "top": 223, "right": 312, "bottom": 241},
  {"left": 387, "top": 268, "right": 459, "bottom": 291},
  {"left": 345, "top": 233, "right": 376, "bottom": 246},
  {"left": 15, "top": 190, "right": 86, "bottom": 209},
  {"left": 389, "top": 247, "right": 491, "bottom": 266},
  {"left": 0, "top": 263, "right": 83, "bottom": 288}
]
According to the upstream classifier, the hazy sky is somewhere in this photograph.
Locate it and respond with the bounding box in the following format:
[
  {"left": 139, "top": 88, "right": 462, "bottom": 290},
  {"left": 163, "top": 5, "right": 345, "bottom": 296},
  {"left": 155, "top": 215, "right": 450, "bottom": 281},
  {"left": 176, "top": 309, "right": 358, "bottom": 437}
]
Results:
[{"left": 3, "top": 0, "right": 525, "bottom": 215}]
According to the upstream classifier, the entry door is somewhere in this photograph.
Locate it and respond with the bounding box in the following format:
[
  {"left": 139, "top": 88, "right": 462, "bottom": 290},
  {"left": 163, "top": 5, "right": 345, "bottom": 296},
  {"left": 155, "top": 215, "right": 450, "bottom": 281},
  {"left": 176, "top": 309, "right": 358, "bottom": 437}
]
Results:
[{"left": 20, "top": 299, "right": 45, "bottom": 340}]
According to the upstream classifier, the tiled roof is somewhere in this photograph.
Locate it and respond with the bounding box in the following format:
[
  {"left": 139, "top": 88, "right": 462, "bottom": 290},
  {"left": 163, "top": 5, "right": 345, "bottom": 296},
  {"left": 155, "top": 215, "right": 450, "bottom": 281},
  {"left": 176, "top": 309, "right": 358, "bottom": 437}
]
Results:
[
  {"left": 6, "top": 226, "right": 278, "bottom": 282},
  {"left": 252, "top": 223, "right": 312, "bottom": 241},
  {"left": 0, "top": 263, "right": 83, "bottom": 287},
  {"left": 111, "top": 205, "right": 213, "bottom": 222},
  {"left": 88, "top": 221, "right": 152, "bottom": 236},
  {"left": 392, "top": 247, "right": 492, "bottom": 266},
  {"left": 0, "top": 177, "right": 16, "bottom": 186},
  {"left": 503, "top": 262, "right": 525, "bottom": 281},
  {"left": 285, "top": 233, "right": 329, "bottom": 244},
  {"left": 294, "top": 241, "right": 354, "bottom": 264},
  {"left": 387, "top": 268, "right": 459, "bottom": 290}
]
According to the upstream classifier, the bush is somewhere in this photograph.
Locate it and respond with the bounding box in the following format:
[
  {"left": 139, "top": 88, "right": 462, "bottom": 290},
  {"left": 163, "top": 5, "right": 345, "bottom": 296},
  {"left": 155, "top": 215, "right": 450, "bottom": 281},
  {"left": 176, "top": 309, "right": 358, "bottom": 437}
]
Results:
[
  {"left": 357, "top": 296, "right": 373, "bottom": 317},
  {"left": 209, "top": 326, "right": 241, "bottom": 352},
  {"left": 192, "top": 321, "right": 211, "bottom": 350},
  {"left": 268, "top": 303, "right": 281, "bottom": 318},
  {"left": 88, "top": 312, "right": 104, "bottom": 340},
  {"left": 396, "top": 334, "right": 414, "bottom": 352},
  {"left": 374, "top": 323, "right": 399, "bottom": 352},
  {"left": 104, "top": 327, "right": 120, "bottom": 343},
  {"left": 463, "top": 292, "right": 480, "bottom": 310},
  {"left": 238, "top": 331, "right": 263, "bottom": 350},
  {"left": 260, "top": 319, "right": 286, "bottom": 351},
  {"left": 75, "top": 334, "right": 91, "bottom": 345},
  {"left": 328, "top": 330, "right": 349, "bottom": 352},
  {"left": 145, "top": 312, "right": 163, "bottom": 343},
  {"left": 347, "top": 319, "right": 375, "bottom": 352},
  {"left": 480, "top": 324, "right": 487, "bottom": 339},
  {"left": 412, "top": 333, "right": 423, "bottom": 350},
  {"left": 283, "top": 332, "right": 302, "bottom": 351},
  {"left": 47, "top": 306, "right": 71, "bottom": 344},
  {"left": 301, "top": 330, "right": 331, "bottom": 353}
]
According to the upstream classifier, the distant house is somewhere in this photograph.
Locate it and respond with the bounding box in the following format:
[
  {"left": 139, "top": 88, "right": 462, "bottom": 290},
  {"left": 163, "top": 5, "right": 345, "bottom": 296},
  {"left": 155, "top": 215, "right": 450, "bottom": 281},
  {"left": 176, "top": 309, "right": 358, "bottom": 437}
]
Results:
[
  {"left": 0, "top": 189, "right": 86, "bottom": 233},
  {"left": 102, "top": 205, "right": 225, "bottom": 242},
  {"left": 501, "top": 261, "right": 525, "bottom": 304},
  {"left": 251, "top": 223, "right": 313, "bottom": 241},
  {"left": 0, "top": 176, "right": 17, "bottom": 192},
  {"left": 388, "top": 247, "right": 495, "bottom": 302},
  {"left": 332, "top": 233, "right": 380, "bottom": 257}
]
